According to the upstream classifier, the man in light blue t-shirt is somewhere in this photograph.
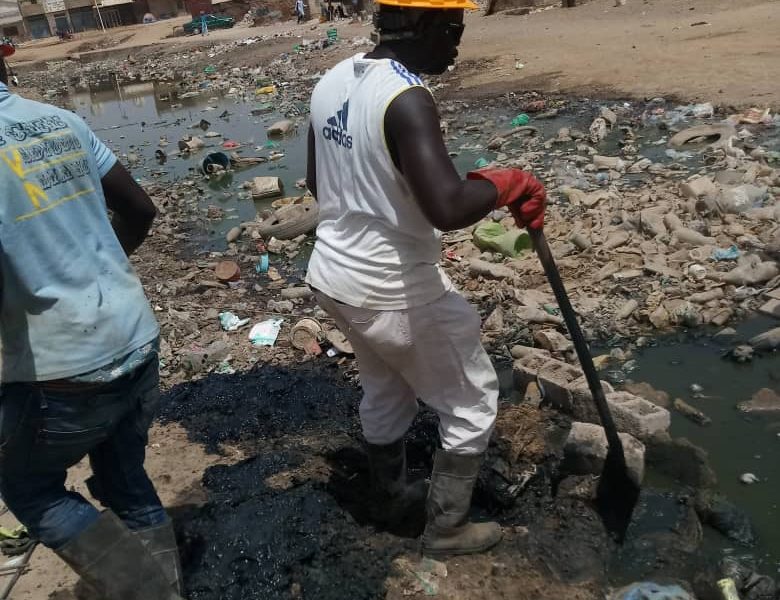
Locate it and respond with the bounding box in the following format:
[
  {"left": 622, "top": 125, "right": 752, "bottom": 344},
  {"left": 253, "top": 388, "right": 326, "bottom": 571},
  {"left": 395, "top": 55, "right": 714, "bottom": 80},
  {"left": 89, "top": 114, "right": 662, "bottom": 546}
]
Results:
[{"left": 0, "top": 44, "right": 183, "bottom": 600}]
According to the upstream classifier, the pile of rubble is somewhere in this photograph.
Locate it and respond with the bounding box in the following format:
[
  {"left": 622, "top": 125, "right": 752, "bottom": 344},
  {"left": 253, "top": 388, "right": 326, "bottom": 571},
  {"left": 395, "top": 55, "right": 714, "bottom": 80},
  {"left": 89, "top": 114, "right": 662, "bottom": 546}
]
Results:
[{"left": 436, "top": 99, "right": 779, "bottom": 351}]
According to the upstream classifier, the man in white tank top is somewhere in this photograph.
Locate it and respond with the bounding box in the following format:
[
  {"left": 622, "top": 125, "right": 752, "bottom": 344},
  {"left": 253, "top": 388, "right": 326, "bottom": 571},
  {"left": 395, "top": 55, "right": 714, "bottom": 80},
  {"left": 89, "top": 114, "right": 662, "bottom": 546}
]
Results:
[{"left": 306, "top": 0, "right": 547, "bottom": 557}]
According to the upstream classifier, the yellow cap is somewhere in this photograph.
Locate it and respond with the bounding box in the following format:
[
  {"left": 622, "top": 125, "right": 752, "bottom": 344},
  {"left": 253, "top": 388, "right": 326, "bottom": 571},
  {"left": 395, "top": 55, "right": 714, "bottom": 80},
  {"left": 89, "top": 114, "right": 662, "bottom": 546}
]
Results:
[{"left": 376, "top": 0, "right": 478, "bottom": 10}]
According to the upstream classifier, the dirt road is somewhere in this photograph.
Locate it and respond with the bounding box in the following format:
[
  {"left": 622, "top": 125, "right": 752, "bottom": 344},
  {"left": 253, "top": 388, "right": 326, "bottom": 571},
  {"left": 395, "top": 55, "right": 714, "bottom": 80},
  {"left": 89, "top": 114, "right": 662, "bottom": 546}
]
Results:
[{"left": 10, "top": 0, "right": 780, "bottom": 107}]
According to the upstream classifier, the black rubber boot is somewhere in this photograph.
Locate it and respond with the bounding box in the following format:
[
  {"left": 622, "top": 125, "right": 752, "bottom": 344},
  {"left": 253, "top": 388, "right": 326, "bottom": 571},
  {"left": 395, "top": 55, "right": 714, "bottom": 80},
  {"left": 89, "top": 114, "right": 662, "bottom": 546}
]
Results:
[
  {"left": 56, "top": 511, "right": 183, "bottom": 600},
  {"left": 134, "top": 521, "right": 184, "bottom": 595},
  {"left": 366, "top": 439, "right": 428, "bottom": 527},
  {"left": 421, "top": 450, "right": 502, "bottom": 557}
]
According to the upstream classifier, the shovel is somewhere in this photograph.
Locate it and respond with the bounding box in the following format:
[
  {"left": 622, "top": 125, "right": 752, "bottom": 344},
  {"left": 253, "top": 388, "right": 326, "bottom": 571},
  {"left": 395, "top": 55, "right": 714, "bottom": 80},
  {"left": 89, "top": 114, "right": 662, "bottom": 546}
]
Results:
[{"left": 528, "top": 227, "right": 640, "bottom": 542}]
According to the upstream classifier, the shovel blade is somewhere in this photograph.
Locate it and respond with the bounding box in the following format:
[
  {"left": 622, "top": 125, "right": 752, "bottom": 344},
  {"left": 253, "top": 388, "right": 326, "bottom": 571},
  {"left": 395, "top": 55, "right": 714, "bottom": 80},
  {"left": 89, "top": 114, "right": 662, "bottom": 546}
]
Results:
[{"left": 595, "top": 446, "right": 641, "bottom": 543}]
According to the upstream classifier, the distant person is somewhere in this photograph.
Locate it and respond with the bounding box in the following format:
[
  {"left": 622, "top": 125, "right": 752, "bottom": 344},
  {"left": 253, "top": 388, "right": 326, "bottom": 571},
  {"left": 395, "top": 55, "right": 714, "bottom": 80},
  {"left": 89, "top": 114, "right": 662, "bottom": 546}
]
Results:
[
  {"left": 326, "top": 0, "right": 334, "bottom": 20},
  {"left": 200, "top": 12, "right": 208, "bottom": 35},
  {"left": 295, "top": 0, "right": 305, "bottom": 22},
  {"left": 0, "top": 41, "right": 184, "bottom": 599}
]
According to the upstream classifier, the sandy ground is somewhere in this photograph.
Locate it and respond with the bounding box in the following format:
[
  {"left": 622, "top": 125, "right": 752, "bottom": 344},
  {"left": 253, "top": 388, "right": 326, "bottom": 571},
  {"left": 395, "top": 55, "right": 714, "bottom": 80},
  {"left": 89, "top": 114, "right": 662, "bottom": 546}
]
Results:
[
  {"left": 9, "top": 0, "right": 780, "bottom": 107},
  {"left": 2, "top": 423, "right": 224, "bottom": 600}
]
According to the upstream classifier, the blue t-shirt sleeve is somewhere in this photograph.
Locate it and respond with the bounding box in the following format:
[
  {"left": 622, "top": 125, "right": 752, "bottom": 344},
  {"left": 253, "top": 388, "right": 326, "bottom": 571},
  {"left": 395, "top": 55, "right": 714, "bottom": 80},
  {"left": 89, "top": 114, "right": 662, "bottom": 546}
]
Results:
[{"left": 88, "top": 129, "right": 118, "bottom": 178}]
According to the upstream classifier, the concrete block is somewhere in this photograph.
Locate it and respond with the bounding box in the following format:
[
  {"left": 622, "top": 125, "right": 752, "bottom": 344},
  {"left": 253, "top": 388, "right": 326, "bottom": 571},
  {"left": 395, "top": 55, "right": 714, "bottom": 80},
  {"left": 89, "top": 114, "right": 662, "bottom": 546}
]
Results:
[
  {"left": 605, "top": 391, "right": 671, "bottom": 441},
  {"left": 568, "top": 377, "right": 616, "bottom": 422},
  {"left": 512, "top": 351, "right": 566, "bottom": 398},
  {"left": 563, "top": 422, "right": 645, "bottom": 486}
]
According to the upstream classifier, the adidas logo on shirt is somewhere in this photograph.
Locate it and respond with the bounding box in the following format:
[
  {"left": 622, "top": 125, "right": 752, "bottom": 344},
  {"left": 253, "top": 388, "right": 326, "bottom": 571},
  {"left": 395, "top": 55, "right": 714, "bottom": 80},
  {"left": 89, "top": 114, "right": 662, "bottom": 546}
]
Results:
[{"left": 323, "top": 101, "right": 353, "bottom": 149}]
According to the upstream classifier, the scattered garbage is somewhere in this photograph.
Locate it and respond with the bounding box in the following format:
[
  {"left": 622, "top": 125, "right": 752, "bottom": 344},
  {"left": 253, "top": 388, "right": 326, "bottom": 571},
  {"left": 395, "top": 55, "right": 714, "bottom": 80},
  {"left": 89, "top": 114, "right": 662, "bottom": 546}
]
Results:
[
  {"left": 712, "top": 245, "right": 741, "bottom": 261},
  {"left": 718, "top": 578, "right": 741, "bottom": 600},
  {"left": 290, "top": 318, "right": 323, "bottom": 354},
  {"left": 267, "top": 119, "right": 296, "bottom": 136},
  {"left": 214, "top": 260, "right": 241, "bottom": 282},
  {"left": 248, "top": 318, "right": 284, "bottom": 347},
  {"left": 250, "top": 176, "right": 284, "bottom": 200},
  {"left": 472, "top": 221, "right": 531, "bottom": 257},
  {"left": 510, "top": 113, "right": 530, "bottom": 127},
  {"left": 219, "top": 311, "right": 250, "bottom": 331},
  {"left": 739, "top": 473, "right": 759, "bottom": 485}
]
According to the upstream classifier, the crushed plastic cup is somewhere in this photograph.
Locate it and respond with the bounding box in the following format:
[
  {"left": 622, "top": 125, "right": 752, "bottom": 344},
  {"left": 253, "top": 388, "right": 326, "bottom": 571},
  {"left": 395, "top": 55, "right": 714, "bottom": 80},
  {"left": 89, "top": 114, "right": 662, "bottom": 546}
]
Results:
[
  {"left": 712, "top": 245, "right": 740, "bottom": 261},
  {"left": 255, "top": 254, "right": 270, "bottom": 273},
  {"left": 219, "top": 312, "right": 250, "bottom": 331},
  {"left": 248, "top": 318, "right": 284, "bottom": 347},
  {"left": 474, "top": 157, "right": 490, "bottom": 168}
]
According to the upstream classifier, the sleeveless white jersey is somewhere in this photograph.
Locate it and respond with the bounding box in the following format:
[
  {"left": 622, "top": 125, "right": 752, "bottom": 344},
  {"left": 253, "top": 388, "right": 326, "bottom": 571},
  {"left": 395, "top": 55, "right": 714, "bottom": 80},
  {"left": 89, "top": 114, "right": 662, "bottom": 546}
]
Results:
[{"left": 305, "top": 53, "right": 452, "bottom": 310}]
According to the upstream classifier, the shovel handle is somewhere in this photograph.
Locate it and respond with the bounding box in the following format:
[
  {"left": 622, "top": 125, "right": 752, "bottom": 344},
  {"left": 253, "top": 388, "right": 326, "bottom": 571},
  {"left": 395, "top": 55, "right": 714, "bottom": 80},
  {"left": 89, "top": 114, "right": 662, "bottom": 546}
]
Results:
[{"left": 527, "top": 228, "right": 625, "bottom": 452}]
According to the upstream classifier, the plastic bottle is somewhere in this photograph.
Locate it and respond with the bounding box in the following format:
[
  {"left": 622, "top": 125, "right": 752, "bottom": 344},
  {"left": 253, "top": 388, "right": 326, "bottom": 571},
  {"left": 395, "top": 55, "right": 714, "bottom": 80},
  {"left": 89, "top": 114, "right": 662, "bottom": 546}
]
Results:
[{"left": 717, "top": 578, "right": 741, "bottom": 600}]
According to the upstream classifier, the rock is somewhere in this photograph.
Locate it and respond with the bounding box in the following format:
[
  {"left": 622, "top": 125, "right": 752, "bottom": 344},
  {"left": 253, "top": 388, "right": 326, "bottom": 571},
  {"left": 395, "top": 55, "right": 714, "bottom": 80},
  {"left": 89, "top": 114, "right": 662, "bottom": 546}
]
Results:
[
  {"left": 563, "top": 422, "right": 645, "bottom": 486},
  {"left": 649, "top": 305, "right": 670, "bottom": 329},
  {"left": 180, "top": 340, "right": 230, "bottom": 373},
  {"left": 482, "top": 307, "right": 504, "bottom": 332},
  {"left": 673, "top": 398, "right": 712, "bottom": 426},
  {"left": 688, "top": 288, "right": 724, "bottom": 303},
  {"left": 758, "top": 298, "right": 780, "bottom": 318},
  {"left": 226, "top": 226, "right": 243, "bottom": 243},
  {"left": 516, "top": 306, "right": 564, "bottom": 325},
  {"left": 267, "top": 119, "right": 295, "bottom": 136},
  {"left": 533, "top": 330, "right": 572, "bottom": 353},
  {"left": 646, "top": 435, "right": 717, "bottom": 488},
  {"left": 510, "top": 345, "right": 550, "bottom": 361},
  {"left": 713, "top": 327, "right": 737, "bottom": 339},
  {"left": 729, "top": 344, "right": 754, "bottom": 363},
  {"left": 672, "top": 227, "right": 715, "bottom": 246},
  {"left": 623, "top": 382, "right": 671, "bottom": 408},
  {"left": 749, "top": 327, "right": 780, "bottom": 351},
  {"left": 280, "top": 287, "right": 314, "bottom": 300},
  {"left": 469, "top": 258, "right": 514, "bottom": 280},
  {"left": 694, "top": 491, "right": 756, "bottom": 546},
  {"left": 616, "top": 299, "right": 639, "bottom": 320},
  {"left": 639, "top": 210, "right": 667, "bottom": 237},
  {"left": 593, "top": 155, "right": 626, "bottom": 171},
  {"left": 720, "top": 258, "right": 779, "bottom": 285},
  {"left": 738, "top": 388, "right": 780, "bottom": 413},
  {"left": 680, "top": 176, "right": 718, "bottom": 200},
  {"left": 589, "top": 117, "right": 608, "bottom": 143},
  {"left": 267, "top": 299, "right": 294, "bottom": 313}
]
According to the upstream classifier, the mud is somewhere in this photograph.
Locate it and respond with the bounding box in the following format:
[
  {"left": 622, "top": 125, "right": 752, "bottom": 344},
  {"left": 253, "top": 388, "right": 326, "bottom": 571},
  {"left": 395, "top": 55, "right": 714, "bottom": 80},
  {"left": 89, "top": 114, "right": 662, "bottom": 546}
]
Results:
[{"left": 157, "top": 363, "right": 726, "bottom": 599}]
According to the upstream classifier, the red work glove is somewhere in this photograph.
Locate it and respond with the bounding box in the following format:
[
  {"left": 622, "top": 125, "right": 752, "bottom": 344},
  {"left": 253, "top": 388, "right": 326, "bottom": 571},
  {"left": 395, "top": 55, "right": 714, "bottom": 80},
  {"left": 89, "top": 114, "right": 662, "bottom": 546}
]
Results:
[{"left": 467, "top": 167, "right": 547, "bottom": 230}]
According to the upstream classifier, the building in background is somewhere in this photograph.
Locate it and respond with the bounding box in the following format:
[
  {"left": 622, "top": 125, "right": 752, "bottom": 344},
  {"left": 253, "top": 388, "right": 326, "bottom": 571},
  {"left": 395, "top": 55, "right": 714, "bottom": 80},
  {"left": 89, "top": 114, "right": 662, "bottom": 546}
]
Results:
[
  {"left": 9, "top": 0, "right": 183, "bottom": 39},
  {"left": 0, "top": 0, "right": 24, "bottom": 38}
]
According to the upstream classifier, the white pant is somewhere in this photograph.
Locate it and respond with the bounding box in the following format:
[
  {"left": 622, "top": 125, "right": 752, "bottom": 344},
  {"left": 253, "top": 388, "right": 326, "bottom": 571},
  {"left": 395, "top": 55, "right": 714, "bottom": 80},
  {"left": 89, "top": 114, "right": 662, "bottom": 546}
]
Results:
[{"left": 315, "top": 290, "right": 498, "bottom": 455}]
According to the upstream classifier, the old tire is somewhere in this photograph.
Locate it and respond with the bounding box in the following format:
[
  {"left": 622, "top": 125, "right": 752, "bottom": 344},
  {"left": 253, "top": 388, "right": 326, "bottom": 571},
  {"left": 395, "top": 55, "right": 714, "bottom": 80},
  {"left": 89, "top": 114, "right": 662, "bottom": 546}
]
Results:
[{"left": 257, "top": 202, "right": 319, "bottom": 240}]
